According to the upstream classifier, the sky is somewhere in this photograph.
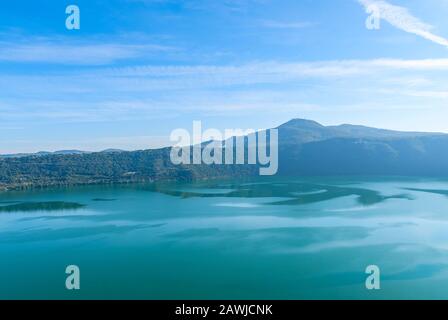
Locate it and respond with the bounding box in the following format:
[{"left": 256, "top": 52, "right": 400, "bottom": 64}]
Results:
[{"left": 1, "top": 0, "right": 448, "bottom": 153}]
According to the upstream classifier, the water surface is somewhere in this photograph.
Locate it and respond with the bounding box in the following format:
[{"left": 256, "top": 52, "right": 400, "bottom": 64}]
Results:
[{"left": 1, "top": 176, "right": 448, "bottom": 299}]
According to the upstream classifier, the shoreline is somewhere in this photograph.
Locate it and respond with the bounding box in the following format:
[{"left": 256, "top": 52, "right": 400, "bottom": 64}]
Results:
[{"left": 2, "top": 174, "right": 448, "bottom": 195}]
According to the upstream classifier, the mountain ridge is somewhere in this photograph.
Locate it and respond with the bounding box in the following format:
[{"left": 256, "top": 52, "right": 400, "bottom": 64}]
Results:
[
  {"left": 2, "top": 119, "right": 445, "bottom": 157},
  {"left": 2, "top": 118, "right": 448, "bottom": 190}
]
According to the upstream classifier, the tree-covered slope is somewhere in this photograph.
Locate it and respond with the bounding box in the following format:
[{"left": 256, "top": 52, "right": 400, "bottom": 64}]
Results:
[{"left": 1, "top": 119, "right": 448, "bottom": 190}]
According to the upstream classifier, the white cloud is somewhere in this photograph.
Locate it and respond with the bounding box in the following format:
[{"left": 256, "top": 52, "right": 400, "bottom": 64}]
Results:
[
  {"left": 100, "top": 58, "right": 448, "bottom": 84},
  {"left": 358, "top": 0, "right": 448, "bottom": 47},
  {"left": 0, "top": 39, "right": 175, "bottom": 65},
  {"left": 1, "top": 58, "right": 448, "bottom": 128},
  {"left": 369, "top": 58, "right": 448, "bottom": 69},
  {"left": 3, "top": 56, "right": 448, "bottom": 152},
  {"left": 2, "top": 58, "right": 448, "bottom": 98}
]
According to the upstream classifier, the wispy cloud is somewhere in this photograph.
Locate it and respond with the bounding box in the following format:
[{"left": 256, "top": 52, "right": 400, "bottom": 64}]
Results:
[
  {"left": 0, "top": 37, "right": 176, "bottom": 65},
  {"left": 358, "top": 0, "right": 448, "bottom": 47},
  {"left": 3, "top": 56, "right": 448, "bottom": 151},
  {"left": 1, "top": 58, "right": 448, "bottom": 98},
  {"left": 99, "top": 58, "right": 448, "bottom": 85},
  {"left": 1, "top": 58, "right": 447, "bottom": 123}
]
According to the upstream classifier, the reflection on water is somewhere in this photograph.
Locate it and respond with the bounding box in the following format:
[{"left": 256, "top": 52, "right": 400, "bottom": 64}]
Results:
[
  {"left": 149, "top": 181, "right": 414, "bottom": 206},
  {"left": 0, "top": 224, "right": 152, "bottom": 243},
  {"left": 0, "top": 201, "right": 85, "bottom": 213},
  {"left": 1, "top": 177, "right": 448, "bottom": 299},
  {"left": 405, "top": 187, "right": 448, "bottom": 197}
]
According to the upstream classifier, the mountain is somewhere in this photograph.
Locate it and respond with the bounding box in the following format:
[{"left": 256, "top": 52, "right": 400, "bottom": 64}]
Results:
[
  {"left": 276, "top": 119, "right": 448, "bottom": 176},
  {"left": 1, "top": 119, "right": 448, "bottom": 190},
  {"left": 0, "top": 150, "right": 88, "bottom": 158},
  {"left": 0, "top": 149, "right": 126, "bottom": 158},
  {"left": 53, "top": 150, "right": 88, "bottom": 155},
  {"left": 277, "top": 118, "right": 440, "bottom": 144},
  {"left": 100, "top": 149, "right": 126, "bottom": 154}
]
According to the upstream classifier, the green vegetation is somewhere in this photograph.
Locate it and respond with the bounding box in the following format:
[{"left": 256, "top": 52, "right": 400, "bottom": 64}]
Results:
[
  {"left": 0, "top": 147, "right": 257, "bottom": 190},
  {"left": 2, "top": 119, "right": 448, "bottom": 191}
]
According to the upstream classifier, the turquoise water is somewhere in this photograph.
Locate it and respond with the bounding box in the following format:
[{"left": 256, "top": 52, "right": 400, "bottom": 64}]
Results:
[{"left": 1, "top": 176, "right": 448, "bottom": 299}]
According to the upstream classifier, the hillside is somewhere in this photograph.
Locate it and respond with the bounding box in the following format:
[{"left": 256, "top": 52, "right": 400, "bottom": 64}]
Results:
[{"left": 1, "top": 119, "right": 448, "bottom": 190}]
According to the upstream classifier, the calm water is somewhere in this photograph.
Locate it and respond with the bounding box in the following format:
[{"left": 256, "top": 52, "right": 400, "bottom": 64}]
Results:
[{"left": 1, "top": 176, "right": 448, "bottom": 299}]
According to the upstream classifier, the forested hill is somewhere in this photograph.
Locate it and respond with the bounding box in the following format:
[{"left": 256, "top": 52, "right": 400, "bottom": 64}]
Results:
[
  {"left": 0, "top": 147, "right": 257, "bottom": 190},
  {"left": 1, "top": 119, "right": 448, "bottom": 190}
]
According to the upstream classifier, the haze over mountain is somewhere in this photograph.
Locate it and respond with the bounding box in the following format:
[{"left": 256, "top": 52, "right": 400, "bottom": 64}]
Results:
[
  {"left": 1, "top": 119, "right": 448, "bottom": 190},
  {"left": 278, "top": 119, "right": 440, "bottom": 144},
  {"left": 0, "top": 149, "right": 125, "bottom": 158},
  {"left": 276, "top": 119, "right": 447, "bottom": 176}
]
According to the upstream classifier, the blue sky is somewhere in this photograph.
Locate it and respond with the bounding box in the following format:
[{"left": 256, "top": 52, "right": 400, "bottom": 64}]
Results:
[{"left": 1, "top": 0, "right": 448, "bottom": 153}]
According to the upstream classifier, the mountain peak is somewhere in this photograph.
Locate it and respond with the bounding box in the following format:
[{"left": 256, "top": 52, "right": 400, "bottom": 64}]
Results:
[
  {"left": 101, "top": 149, "right": 125, "bottom": 153},
  {"left": 279, "top": 118, "right": 324, "bottom": 129}
]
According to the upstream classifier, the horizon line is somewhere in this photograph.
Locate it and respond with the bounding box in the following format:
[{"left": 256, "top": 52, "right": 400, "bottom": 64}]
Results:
[{"left": 2, "top": 118, "right": 447, "bottom": 156}]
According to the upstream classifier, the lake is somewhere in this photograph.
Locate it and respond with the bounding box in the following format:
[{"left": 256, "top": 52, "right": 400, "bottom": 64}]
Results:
[{"left": 1, "top": 176, "right": 448, "bottom": 299}]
